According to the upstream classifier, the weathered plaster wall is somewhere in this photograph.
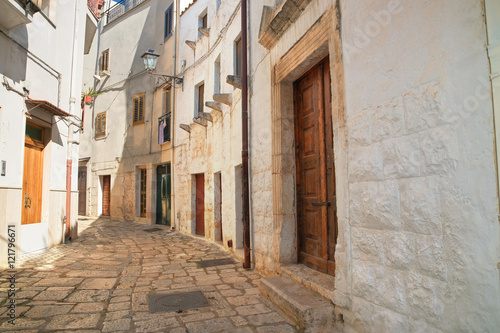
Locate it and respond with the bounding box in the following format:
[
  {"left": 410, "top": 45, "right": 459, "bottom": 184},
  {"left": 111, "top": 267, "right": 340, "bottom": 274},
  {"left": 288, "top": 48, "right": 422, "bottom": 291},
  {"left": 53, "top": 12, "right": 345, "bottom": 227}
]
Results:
[
  {"left": 485, "top": 0, "right": 500, "bottom": 281},
  {"left": 340, "top": 0, "right": 500, "bottom": 331},
  {"left": 174, "top": 0, "right": 245, "bottom": 254},
  {"left": 80, "top": 0, "right": 174, "bottom": 222},
  {"left": 0, "top": 0, "right": 86, "bottom": 265}
]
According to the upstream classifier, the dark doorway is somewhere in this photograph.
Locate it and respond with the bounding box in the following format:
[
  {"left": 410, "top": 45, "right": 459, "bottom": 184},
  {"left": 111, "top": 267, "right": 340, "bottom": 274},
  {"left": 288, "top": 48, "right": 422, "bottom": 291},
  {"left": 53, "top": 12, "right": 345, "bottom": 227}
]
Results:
[
  {"left": 78, "top": 166, "right": 87, "bottom": 215},
  {"left": 294, "top": 57, "right": 337, "bottom": 275},
  {"left": 156, "top": 164, "right": 171, "bottom": 226},
  {"left": 214, "top": 172, "right": 222, "bottom": 242},
  {"left": 102, "top": 175, "right": 110, "bottom": 216},
  {"left": 196, "top": 173, "right": 205, "bottom": 236}
]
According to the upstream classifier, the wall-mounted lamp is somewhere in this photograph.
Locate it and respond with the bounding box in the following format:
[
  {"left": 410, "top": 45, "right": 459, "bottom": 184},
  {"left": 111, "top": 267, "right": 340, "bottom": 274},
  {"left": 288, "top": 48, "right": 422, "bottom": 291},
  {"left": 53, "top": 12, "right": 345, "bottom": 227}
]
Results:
[{"left": 141, "top": 49, "right": 183, "bottom": 86}]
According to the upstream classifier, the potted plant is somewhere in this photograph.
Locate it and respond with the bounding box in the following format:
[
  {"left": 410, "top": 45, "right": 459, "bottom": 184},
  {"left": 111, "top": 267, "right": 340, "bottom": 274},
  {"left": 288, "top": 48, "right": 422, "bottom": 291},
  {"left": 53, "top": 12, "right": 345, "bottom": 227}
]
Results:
[{"left": 81, "top": 87, "right": 101, "bottom": 105}]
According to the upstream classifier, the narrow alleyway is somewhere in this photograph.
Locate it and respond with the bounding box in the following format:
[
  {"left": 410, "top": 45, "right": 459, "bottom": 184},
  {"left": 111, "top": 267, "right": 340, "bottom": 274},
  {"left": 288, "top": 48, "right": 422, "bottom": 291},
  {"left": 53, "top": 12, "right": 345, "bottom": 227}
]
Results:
[{"left": 0, "top": 217, "right": 297, "bottom": 332}]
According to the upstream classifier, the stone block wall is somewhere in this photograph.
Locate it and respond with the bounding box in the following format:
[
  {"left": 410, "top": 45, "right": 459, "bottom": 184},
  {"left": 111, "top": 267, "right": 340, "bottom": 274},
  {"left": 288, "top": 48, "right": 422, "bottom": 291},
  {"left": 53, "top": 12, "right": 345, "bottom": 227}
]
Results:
[
  {"left": 340, "top": 0, "right": 500, "bottom": 331},
  {"left": 247, "top": 0, "right": 500, "bottom": 331}
]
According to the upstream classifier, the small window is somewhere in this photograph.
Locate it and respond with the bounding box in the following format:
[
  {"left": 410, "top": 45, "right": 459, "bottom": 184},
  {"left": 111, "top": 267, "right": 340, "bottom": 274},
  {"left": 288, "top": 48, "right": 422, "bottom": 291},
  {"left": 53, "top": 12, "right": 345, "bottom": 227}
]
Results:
[
  {"left": 214, "top": 55, "right": 221, "bottom": 94},
  {"left": 140, "top": 169, "right": 147, "bottom": 217},
  {"left": 198, "top": 10, "right": 208, "bottom": 38},
  {"left": 201, "top": 13, "right": 208, "bottom": 29},
  {"left": 95, "top": 112, "right": 106, "bottom": 138},
  {"left": 164, "top": 4, "right": 173, "bottom": 40},
  {"left": 32, "top": 0, "right": 52, "bottom": 19},
  {"left": 100, "top": 49, "right": 110, "bottom": 74},
  {"left": 216, "top": 0, "right": 221, "bottom": 12},
  {"left": 133, "top": 93, "right": 145, "bottom": 124},
  {"left": 158, "top": 113, "right": 171, "bottom": 144},
  {"left": 235, "top": 37, "right": 242, "bottom": 77},
  {"left": 159, "top": 87, "right": 171, "bottom": 144},
  {"left": 26, "top": 123, "right": 43, "bottom": 142},
  {"left": 197, "top": 83, "right": 205, "bottom": 116},
  {"left": 25, "top": 122, "right": 44, "bottom": 148},
  {"left": 164, "top": 86, "right": 172, "bottom": 114}
]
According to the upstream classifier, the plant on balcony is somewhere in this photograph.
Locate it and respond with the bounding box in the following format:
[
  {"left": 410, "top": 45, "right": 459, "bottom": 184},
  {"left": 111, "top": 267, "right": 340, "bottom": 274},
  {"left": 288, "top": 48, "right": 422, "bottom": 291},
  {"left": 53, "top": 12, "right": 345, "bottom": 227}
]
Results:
[{"left": 81, "top": 87, "right": 101, "bottom": 105}]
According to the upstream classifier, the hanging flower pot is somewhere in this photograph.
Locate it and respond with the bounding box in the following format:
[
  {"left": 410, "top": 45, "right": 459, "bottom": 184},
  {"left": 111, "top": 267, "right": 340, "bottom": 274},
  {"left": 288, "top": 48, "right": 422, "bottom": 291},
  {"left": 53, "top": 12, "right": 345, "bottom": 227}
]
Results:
[{"left": 81, "top": 87, "right": 101, "bottom": 106}]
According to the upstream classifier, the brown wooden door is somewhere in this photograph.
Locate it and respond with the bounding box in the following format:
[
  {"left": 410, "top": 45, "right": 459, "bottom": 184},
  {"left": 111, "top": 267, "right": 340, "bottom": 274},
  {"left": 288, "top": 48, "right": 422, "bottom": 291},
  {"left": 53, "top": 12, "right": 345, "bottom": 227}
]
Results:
[
  {"left": 102, "top": 175, "right": 110, "bottom": 216},
  {"left": 196, "top": 173, "right": 205, "bottom": 235},
  {"left": 294, "top": 57, "right": 337, "bottom": 275},
  {"left": 22, "top": 144, "right": 44, "bottom": 225},
  {"left": 78, "top": 166, "right": 87, "bottom": 215}
]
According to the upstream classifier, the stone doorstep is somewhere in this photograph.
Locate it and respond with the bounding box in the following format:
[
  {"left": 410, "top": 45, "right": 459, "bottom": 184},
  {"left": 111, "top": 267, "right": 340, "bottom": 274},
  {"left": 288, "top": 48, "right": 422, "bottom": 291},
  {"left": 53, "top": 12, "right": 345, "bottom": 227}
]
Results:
[
  {"left": 280, "top": 264, "right": 335, "bottom": 303},
  {"left": 259, "top": 276, "right": 334, "bottom": 332}
]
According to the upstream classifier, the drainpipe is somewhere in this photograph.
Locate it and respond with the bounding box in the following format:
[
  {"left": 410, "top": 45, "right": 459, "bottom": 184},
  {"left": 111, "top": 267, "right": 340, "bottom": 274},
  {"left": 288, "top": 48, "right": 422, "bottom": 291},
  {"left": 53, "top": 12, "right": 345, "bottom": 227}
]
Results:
[
  {"left": 241, "top": 0, "right": 251, "bottom": 269},
  {"left": 171, "top": 0, "right": 179, "bottom": 230},
  {"left": 66, "top": 0, "right": 81, "bottom": 240},
  {"left": 66, "top": 136, "right": 72, "bottom": 240}
]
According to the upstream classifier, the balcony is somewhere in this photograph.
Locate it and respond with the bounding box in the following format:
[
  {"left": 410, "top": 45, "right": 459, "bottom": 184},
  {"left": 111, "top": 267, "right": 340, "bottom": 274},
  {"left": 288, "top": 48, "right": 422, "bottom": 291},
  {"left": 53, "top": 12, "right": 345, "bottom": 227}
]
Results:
[
  {"left": 158, "top": 112, "right": 171, "bottom": 145},
  {"left": 105, "top": 0, "right": 147, "bottom": 25},
  {"left": 0, "top": 0, "right": 34, "bottom": 30}
]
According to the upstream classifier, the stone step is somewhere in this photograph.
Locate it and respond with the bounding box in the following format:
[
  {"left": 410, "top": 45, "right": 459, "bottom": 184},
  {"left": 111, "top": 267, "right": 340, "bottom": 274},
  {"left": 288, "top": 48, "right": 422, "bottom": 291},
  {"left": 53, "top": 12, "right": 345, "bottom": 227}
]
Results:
[
  {"left": 281, "top": 264, "right": 335, "bottom": 302},
  {"left": 260, "top": 276, "right": 334, "bottom": 332}
]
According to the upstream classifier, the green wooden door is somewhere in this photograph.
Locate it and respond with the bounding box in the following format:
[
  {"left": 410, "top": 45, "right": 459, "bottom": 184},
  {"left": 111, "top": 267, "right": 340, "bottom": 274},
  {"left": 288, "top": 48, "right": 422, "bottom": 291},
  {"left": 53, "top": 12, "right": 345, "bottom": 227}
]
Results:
[{"left": 156, "top": 164, "right": 171, "bottom": 226}]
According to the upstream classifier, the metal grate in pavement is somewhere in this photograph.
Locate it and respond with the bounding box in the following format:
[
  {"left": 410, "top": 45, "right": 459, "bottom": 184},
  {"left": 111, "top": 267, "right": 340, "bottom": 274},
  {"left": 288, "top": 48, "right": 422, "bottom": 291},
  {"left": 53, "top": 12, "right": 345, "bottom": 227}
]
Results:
[
  {"left": 143, "top": 228, "right": 163, "bottom": 233},
  {"left": 196, "top": 258, "right": 236, "bottom": 268},
  {"left": 148, "top": 291, "right": 210, "bottom": 313}
]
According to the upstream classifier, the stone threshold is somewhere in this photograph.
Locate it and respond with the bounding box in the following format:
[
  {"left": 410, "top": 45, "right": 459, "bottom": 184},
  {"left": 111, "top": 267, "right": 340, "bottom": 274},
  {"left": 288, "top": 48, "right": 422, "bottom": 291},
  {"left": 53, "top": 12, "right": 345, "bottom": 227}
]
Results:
[{"left": 280, "top": 264, "right": 335, "bottom": 303}]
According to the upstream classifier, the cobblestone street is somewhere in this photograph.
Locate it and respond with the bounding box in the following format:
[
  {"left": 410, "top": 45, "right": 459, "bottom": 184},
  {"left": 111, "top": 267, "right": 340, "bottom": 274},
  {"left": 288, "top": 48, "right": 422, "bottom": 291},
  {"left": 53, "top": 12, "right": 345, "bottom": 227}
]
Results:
[{"left": 0, "top": 217, "right": 297, "bottom": 332}]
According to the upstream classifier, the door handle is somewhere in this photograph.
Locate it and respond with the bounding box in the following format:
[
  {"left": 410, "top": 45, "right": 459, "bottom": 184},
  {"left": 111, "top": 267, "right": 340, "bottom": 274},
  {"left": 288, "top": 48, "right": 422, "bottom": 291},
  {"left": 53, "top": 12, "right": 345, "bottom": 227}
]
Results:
[
  {"left": 24, "top": 195, "right": 31, "bottom": 208},
  {"left": 312, "top": 202, "right": 330, "bottom": 207}
]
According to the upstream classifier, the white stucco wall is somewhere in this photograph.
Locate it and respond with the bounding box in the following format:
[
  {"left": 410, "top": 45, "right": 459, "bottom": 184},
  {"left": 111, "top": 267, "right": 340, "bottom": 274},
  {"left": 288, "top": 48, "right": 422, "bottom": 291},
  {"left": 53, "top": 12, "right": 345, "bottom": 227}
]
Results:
[
  {"left": 80, "top": 0, "right": 175, "bottom": 222},
  {"left": 0, "top": 0, "right": 87, "bottom": 265}
]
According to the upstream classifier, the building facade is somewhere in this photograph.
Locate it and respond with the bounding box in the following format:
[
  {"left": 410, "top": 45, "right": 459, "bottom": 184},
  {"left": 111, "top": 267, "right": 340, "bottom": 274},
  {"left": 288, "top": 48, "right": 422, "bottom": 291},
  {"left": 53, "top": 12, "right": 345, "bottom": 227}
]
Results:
[
  {"left": 247, "top": 0, "right": 500, "bottom": 331},
  {"left": 0, "top": 0, "right": 96, "bottom": 265},
  {"left": 175, "top": 0, "right": 500, "bottom": 331},
  {"left": 173, "top": 0, "right": 246, "bottom": 257},
  {"left": 78, "top": 0, "right": 500, "bottom": 331},
  {"left": 79, "top": 0, "right": 176, "bottom": 226}
]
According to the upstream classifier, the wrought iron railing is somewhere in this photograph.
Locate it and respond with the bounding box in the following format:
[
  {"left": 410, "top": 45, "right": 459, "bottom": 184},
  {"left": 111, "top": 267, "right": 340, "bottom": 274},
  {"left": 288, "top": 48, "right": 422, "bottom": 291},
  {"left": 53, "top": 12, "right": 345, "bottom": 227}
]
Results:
[
  {"left": 105, "top": 0, "right": 147, "bottom": 24},
  {"left": 158, "top": 112, "right": 171, "bottom": 144}
]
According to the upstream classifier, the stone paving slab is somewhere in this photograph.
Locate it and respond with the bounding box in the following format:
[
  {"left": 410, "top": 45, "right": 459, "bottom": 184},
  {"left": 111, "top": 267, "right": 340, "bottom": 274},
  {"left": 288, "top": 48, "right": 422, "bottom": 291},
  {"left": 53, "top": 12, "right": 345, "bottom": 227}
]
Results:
[{"left": 0, "top": 217, "right": 298, "bottom": 332}]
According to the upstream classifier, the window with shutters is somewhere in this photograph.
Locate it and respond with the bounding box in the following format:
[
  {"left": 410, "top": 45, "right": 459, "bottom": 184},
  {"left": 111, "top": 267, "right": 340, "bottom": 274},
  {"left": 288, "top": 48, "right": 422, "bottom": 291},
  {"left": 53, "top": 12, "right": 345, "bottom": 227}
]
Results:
[
  {"left": 100, "top": 49, "right": 110, "bottom": 75},
  {"left": 95, "top": 112, "right": 106, "bottom": 138},
  {"left": 133, "top": 93, "right": 145, "bottom": 125},
  {"left": 164, "top": 4, "right": 173, "bottom": 41}
]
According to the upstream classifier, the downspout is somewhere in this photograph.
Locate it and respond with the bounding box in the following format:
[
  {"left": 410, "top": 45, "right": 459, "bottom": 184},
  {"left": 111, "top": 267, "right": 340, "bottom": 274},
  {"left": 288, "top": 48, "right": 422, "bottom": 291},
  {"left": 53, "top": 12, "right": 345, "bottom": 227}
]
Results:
[
  {"left": 66, "top": 0, "right": 81, "bottom": 240},
  {"left": 172, "top": 0, "right": 179, "bottom": 230},
  {"left": 57, "top": 74, "right": 62, "bottom": 107},
  {"left": 241, "top": 0, "right": 251, "bottom": 269}
]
